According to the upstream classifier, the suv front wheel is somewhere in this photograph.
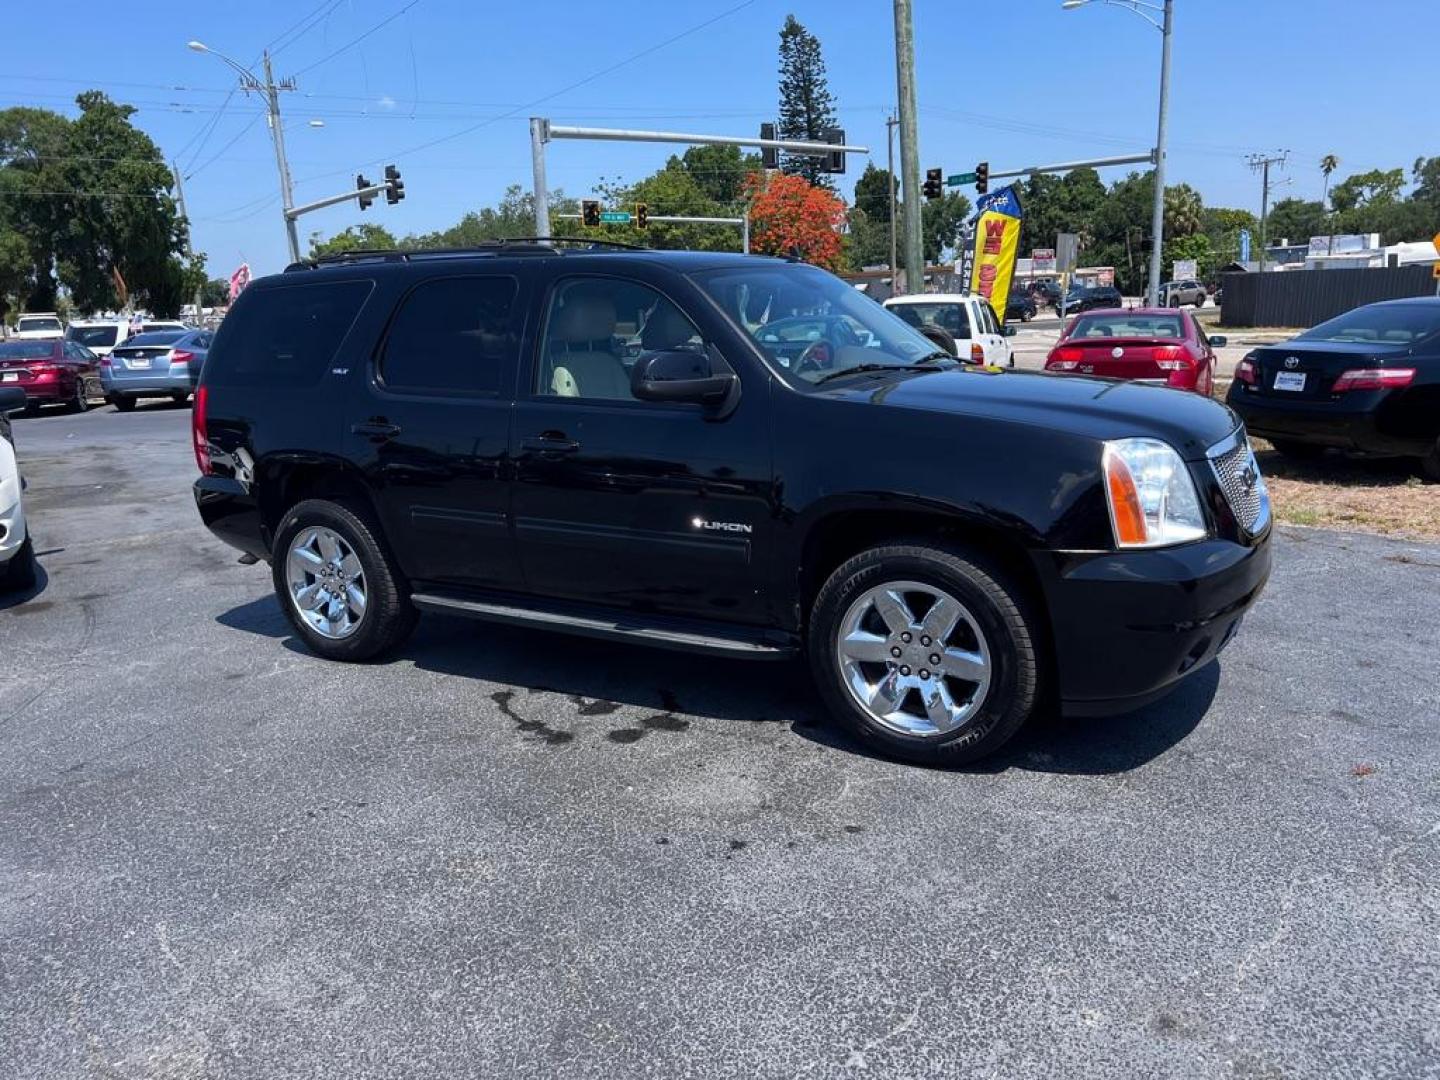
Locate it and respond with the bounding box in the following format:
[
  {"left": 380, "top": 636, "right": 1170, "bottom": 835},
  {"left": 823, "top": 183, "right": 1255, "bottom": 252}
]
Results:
[
  {"left": 271, "top": 498, "right": 418, "bottom": 661},
  {"left": 808, "top": 541, "right": 1042, "bottom": 766}
]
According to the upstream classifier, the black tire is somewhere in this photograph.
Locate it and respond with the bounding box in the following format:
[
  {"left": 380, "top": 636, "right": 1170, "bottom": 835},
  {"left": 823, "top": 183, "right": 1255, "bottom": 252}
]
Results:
[
  {"left": 111, "top": 396, "right": 136, "bottom": 412},
  {"left": 171, "top": 392, "right": 190, "bottom": 406},
  {"left": 22, "top": 401, "right": 41, "bottom": 418},
  {"left": 67, "top": 379, "right": 88, "bottom": 413},
  {"left": 1267, "top": 438, "right": 1325, "bottom": 461},
  {"left": 808, "top": 541, "right": 1043, "bottom": 767},
  {"left": 0, "top": 534, "right": 36, "bottom": 593},
  {"left": 270, "top": 498, "right": 417, "bottom": 662}
]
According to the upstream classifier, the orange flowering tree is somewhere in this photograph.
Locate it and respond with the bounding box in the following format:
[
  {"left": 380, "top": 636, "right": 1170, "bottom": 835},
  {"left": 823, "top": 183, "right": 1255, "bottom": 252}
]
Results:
[{"left": 744, "top": 173, "right": 847, "bottom": 270}]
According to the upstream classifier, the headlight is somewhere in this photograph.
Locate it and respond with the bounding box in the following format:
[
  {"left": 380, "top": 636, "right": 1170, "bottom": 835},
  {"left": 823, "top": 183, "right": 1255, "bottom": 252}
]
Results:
[{"left": 1102, "top": 438, "right": 1207, "bottom": 548}]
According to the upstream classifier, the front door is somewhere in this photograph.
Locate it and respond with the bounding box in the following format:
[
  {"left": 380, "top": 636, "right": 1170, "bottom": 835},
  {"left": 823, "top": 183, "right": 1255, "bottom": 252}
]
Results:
[
  {"left": 347, "top": 270, "right": 529, "bottom": 591},
  {"left": 509, "top": 272, "right": 772, "bottom": 625}
]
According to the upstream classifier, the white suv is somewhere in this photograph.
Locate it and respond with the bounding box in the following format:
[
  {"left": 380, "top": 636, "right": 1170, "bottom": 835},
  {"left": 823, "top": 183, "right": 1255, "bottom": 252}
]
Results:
[
  {"left": 882, "top": 293, "right": 1015, "bottom": 366},
  {"left": 12, "top": 313, "right": 64, "bottom": 340}
]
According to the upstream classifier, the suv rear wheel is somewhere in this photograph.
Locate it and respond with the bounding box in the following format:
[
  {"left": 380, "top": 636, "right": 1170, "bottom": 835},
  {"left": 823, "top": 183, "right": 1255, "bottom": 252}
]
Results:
[
  {"left": 271, "top": 498, "right": 417, "bottom": 661},
  {"left": 808, "top": 541, "right": 1041, "bottom": 766}
]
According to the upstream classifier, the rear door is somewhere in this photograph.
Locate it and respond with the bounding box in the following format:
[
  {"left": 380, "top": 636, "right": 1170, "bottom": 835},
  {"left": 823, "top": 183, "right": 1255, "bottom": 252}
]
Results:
[
  {"left": 973, "top": 299, "right": 1008, "bottom": 364},
  {"left": 344, "top": 269, "right": 531, "bottom": 591}
]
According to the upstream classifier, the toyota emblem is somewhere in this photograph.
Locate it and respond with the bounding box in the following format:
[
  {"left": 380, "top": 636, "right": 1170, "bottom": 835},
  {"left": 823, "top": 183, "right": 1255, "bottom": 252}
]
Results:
[
  {"left": 1111, "top": 346, "right": 1124, "bottom": 359},
  {"left": 1283, "top": 356, "right": 1300, "bottom": 369}
]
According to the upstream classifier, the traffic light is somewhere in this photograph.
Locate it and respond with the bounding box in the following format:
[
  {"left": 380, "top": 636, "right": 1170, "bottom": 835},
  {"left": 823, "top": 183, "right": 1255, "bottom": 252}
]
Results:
[
  {"left": 823, "top": 127, "right": 846, "bottom": 174},
  {"left": 923, "top": 167, "right": 942, "bottom": 201},
  {"left": 760, "top": 122, "right": 779, "bottom": 170},
  {"left": 581, "top": 199, "right": 601, "bottom": 228},
  {"left": 384, "top": 164, "right": 404, "bottom": 205},
  {"left": 635, "top": 202, "right": 648, "bottom": 230},
  {"left": 356, "top": 173, "right": 374, "bottom": 211},
  {"left": 975, "top": 161, "right": 989, "bottom": 195}
]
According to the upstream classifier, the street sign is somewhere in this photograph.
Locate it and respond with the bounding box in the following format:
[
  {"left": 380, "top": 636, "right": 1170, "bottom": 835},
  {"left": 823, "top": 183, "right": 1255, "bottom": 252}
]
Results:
[
  {"left": 1056, "top": 233, "right": 1079, "bottom": 274},
  {"left": 947, "top": 172, "right": 976, "bottom": 186},
  {"left": 599, "top": 211, "right": 631, "bottom": 224},
  {"left": 1033, "top": 247, "right": 1056, "bottom": 273}
]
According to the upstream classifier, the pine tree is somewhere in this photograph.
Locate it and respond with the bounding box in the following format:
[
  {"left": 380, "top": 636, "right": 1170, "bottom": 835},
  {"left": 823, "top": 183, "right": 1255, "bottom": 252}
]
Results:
[{"left": 776, "top": 15, "right": 837, "bottom": 187}]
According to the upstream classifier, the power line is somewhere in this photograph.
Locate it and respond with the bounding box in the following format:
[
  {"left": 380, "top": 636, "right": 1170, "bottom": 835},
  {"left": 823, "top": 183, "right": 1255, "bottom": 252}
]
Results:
[
  {"left": 293, "top": 0, "right": 426, "bottom": 77},
  {"left": 187, "top": 113, "right": 265, "bottom": 180},
  {"left": 266, "top": 0, "right": 346, "bottom": 58}
]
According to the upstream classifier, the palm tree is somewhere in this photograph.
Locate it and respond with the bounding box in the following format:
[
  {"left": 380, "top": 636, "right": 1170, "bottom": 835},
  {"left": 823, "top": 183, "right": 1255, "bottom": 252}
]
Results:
[{"left": 1320, "top": 154, "right": 1340, "bottom": 254}]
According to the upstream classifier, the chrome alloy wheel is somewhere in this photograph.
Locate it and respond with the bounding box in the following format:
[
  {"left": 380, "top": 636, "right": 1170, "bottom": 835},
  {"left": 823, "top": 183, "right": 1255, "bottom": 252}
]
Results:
[
  {"left": 285, "top": 526, "right": 367, "bottom": 640},
  {"left": 834, "top": 580, "right": 992, "bottom": 737}
]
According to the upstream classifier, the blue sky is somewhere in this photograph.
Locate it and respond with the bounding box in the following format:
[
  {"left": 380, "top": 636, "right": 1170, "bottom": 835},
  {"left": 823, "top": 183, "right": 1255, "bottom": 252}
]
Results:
[{"left": 6, "top": 0, "right": 1437, "bottom": 277}]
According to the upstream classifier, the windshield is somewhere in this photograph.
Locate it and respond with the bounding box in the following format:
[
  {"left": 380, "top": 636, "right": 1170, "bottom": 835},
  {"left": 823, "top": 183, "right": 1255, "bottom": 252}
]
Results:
[
  {"left": 66, "top": 324, "right": 120, "bottom": 347},
  {"left": 693, "top": 264, "right": 941, "bottom": 384},
  {"left": 1297, "top": 303, "right": 1440, "bottom": 345},
  {"left": 1069, "top": 313, "right": 1185, "bottom": 339},
  {"left": 887, "top": 301, "right": 971, "bottom": 338},
  {"left": 17, "top": 316, "right": 62, "bottom": 332},
  {"left": 0, "top": 341, "right": 57, "bottom": 359}
]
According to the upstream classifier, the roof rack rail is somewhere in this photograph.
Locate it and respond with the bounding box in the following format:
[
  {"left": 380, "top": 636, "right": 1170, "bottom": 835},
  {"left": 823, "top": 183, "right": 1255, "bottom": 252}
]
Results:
[{"left": 285, "top": 236, "right": 647, "bottom": 272}]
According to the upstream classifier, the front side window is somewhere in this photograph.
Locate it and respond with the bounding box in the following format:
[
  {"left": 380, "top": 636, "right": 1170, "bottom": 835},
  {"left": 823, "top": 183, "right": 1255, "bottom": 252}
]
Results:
[
  {"left": 380, "top": 276, "right": 518, "bottom": 396},
  {"left": 695, "top": 263, "right": 946, "bottom": 385},
  {"left": 536, "top": 277, "right": 705, "bottom": 402}
]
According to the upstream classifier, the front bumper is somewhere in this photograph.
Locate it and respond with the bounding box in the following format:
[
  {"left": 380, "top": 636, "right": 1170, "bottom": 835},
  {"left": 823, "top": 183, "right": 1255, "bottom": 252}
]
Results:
[
  {"left": 194, "top": 475, "right": 267, "bottom": 560},
  {"left": 0, "top": 445, "right": 24, "bottom": 563},
  {"left": 1227, "top": 385, "right": 1428, "bottom": 457},
  {"left": 1035, "top": 533, "right": 1272, "bottom": 715}
]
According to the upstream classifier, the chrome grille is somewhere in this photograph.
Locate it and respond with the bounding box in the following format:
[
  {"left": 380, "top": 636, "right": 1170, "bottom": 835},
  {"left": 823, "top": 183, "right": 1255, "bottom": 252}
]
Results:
[{"left": 1209, "top": 433, "right": 1269, "bottom": 535}]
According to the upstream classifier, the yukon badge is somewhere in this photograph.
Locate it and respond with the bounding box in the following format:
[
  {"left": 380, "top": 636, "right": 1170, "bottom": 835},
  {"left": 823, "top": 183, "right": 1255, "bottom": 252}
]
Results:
[{"left": 692, "top": 517, "right": 752, "bottom": 534}]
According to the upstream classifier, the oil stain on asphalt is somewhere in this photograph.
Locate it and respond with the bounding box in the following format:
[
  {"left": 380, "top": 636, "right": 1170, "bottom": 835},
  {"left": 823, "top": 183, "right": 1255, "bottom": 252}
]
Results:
[{"left": 491, "top": 690, "right": 574, "bottom": 746}]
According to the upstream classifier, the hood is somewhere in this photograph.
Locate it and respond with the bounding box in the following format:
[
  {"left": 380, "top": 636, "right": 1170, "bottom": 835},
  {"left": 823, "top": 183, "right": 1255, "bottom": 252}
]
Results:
[{"left": 818, "top": 367, "right": 1239, "bottom": 459}]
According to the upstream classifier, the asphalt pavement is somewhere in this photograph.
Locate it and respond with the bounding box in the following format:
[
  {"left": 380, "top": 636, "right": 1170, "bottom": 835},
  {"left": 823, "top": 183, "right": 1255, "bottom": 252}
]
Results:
[{"left": 2, "top": 403, "right": 1438, "bottom": 1079}]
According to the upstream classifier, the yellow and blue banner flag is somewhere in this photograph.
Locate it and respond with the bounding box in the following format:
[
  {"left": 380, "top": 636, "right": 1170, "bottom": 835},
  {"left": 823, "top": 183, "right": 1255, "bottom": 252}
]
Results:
[{"left": 959, "top": 186, "right": 1024, "bottom": 324}]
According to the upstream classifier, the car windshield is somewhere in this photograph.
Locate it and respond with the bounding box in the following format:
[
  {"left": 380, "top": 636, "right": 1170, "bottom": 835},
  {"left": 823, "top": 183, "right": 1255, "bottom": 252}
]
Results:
[
  {"left": 66, "top": 324, "right": 120, "bottom": 347},
  {"left": 17, "top": 316, "right": 62, "bottom": 332},
  {"left": 125, "top": 330, "right": 187, "bottom": 347},
  {"left": 1070, "top": 313, "right": 1184, "bottom": 339},
  {"left": 693, "top": 264, "right": 943, "bottom": 384},
  {"left": 1297, "top": 303, "right": 1440, "bottom": 345},
  {"left": 0, "top": 341, "right": 57, "bottom": 359}
]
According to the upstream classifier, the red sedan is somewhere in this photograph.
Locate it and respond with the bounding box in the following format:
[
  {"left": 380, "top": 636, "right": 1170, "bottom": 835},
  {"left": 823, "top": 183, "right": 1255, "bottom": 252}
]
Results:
[
  {"left": 1044, "top": 307, "right": 1224, "bottom": 395},
  {"left": 0, "top": 338, "right": 100, "bottom": 414}
]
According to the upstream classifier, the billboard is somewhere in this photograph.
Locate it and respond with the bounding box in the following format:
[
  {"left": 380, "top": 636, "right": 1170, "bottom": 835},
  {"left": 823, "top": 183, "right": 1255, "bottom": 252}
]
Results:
[
  {"left": 959, "top": 186, "right": 1024, "bottom": 324},
  {"left": 1172, "top": 258, "right": 1197, "bottom": 281},
  {"left": 1032, "top": 247, "right": 1056, "bottom": 273}
]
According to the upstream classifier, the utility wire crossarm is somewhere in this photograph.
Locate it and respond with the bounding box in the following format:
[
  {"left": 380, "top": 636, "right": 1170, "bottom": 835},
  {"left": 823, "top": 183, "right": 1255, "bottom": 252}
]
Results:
[{"left": 529, "top": 118, "right": 869, "bottom": 237}]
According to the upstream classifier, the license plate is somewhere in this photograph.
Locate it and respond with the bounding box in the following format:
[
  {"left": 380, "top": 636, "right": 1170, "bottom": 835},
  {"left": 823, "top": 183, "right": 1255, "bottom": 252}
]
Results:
[
  {"left": 0, "top": 372, "right": 16, "bottom": 382},
  {"left": 127, "top": 357, "right": 151, "bottom": 370},
  {"left": 1273, "top": 371, "right": 1306, "bottom": 392}
]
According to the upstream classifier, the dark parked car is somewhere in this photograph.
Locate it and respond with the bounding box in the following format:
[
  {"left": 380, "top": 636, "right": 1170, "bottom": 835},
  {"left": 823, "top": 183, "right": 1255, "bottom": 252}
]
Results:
[
  {"left": 101, "top": 328, "right": 213, "bottom": 410},
  {"left": 1029, "top": 280, "right": 1062, "bottom": 306},
  {"left": 194, "top": 242, "right": 1271, "bottom": 766},
  {"left": 1227, "top": 297, "right": 1440, "bottom": 479},
  {"left": 1006, "top": 290, "right": 1037, "bottom": 322},
  {"left": 0, "top": 338, "right": 100, "bottom": 414},
  {"left": 1061, "top": 285, "right": 1125, "bottom": 313}
]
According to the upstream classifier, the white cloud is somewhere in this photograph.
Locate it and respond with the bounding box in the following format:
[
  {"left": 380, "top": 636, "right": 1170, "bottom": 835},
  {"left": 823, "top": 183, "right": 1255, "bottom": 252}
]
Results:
[{"left": 376, "top": 95, "right": 397, "bottom": 110}]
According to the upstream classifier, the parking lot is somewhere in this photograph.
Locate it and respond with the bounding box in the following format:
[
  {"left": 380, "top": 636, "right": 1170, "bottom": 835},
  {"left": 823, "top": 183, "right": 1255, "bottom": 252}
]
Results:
[{"left": 3, "top": 403, "right": 1439, "bottom": 1078}]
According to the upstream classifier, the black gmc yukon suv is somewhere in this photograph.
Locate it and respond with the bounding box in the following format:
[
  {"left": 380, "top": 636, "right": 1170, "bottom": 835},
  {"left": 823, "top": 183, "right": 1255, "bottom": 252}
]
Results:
[{"left": 194, "top": 243, "right": 1271, "bottom": 766}]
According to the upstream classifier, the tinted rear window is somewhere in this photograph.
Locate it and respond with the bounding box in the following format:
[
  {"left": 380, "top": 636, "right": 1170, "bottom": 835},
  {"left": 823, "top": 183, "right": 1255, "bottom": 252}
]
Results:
[
  {"left": 1297, "top": 303, "right": 1440, "bottom": 345},
  {"left": 1070, "top": 314, "right": 1184, "bottom": 339},
  {"left": 205, "top": 280, "right": 372, "bottom": 388},
  {"left": 67, "top": 325, "right": 119, "bottom": 347},
  {"left": 0, "top": 341, "right": 57, "bottom": 359},
  {"left": 125, "top": 331, "right": 187, "bottom": 347}
]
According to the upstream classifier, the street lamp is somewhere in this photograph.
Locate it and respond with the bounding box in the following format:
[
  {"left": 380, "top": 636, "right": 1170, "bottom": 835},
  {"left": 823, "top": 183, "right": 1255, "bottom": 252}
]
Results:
[
  {"left": 186, "top": 40, "right": 300, "bottom": 263},
  {"left": 1063, "top": 0, "right": 1173, "bottom": 308}
]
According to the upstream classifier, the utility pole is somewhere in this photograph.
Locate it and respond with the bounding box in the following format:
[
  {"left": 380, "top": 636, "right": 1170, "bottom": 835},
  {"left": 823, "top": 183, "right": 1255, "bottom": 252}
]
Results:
[
  {"left": 171, "top": 162, "right": 203, "bottom": 319},
  {"left": 886, "top": 113, "right": 899, "bottom": 281},
  {"left": 262, "top": 52, "right": 300, "bottom": 264},
  {"left": 530, "top": 118, "right": 552, "bottom": 238},
  {"left": 893, "top": 0, "right": 924, "bottom": 294},
  {"left": 1146, "top": 0, "right": 1173, "bottom": 308},
  {"left": 1248, "top": 151, "right": 1289, "bottom": 275}
]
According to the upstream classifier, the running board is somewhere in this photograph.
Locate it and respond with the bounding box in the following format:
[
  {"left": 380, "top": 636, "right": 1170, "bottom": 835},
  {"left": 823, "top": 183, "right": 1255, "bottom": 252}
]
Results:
[{"left": 410, "top": 592, "right": 798, "bottom": 660}]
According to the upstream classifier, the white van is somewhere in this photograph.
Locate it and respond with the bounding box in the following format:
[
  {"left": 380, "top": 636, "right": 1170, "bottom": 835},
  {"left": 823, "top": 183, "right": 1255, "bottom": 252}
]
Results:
[{"left": 883, "top": 293, "right": 1015, "bottom": 366}]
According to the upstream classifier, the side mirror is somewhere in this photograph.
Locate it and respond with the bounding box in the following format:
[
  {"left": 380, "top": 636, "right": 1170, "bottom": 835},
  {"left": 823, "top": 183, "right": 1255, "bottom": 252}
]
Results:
[
  {"left": 1209, "top": 335, "right": 1228, "bottom": 347},
  {"left": 0, "top": 387, "right": 24, "bottom": 414},
  {"left": 1002, "top": 325, "right": 1018, "bottom": 337},
  {"left": 631, "top": 350, "right": 738, "bottom": 408}
]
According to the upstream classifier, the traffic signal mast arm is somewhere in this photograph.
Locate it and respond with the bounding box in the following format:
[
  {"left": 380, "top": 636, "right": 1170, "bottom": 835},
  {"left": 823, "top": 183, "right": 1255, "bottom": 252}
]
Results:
[{"left": 286, "top": 165, "right": 405, "bottom": 221}]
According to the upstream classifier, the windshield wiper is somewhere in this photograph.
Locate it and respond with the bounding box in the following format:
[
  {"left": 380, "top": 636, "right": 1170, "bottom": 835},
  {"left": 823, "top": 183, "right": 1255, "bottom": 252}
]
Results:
[{"left": 813, "top": 360, "right": 947, "bottom": 385}]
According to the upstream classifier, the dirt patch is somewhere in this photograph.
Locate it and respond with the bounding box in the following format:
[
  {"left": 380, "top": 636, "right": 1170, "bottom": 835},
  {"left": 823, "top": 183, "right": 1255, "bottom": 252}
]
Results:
[{"left": 1251, "top": 440, "right": 1440, "bottom": 540}]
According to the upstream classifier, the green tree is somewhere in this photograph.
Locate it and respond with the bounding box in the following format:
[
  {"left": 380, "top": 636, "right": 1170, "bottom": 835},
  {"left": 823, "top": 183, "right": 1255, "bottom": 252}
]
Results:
[
  {"left": 309, "top": 222, "right": 398, "bottom": 258},
  {"left": 853, "top": 163, "right": 893, "bottom": 223},
  {"left": 1411, "top": 155, "right": 1440, "bottom": 211},
  {"left": 776, "top": 15, "right": 837, "bottom": 186},
  {"left": 200, "top": 278, "right": 230, "bottom": 307},
  {"left": 1329, "top": 167, "right": 1405, "bottom": 213},
  {"left": 1201, "top": 207, "right": 1258, "bottom": 265},
  {"left": 404, "top": 184, "right": 576, "bottom": 247},
  {"left": 671, "top": 144, "right": 760, "bottom": 206},
  {"left": 1265, "top": 198, "right": 1325, "bottom": 246},
  {"left": 922, "top": 191, "right": 971, "bottom": 263},
  {"left": 0, "top": 106, "right": 72, "bottom": 310}
]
